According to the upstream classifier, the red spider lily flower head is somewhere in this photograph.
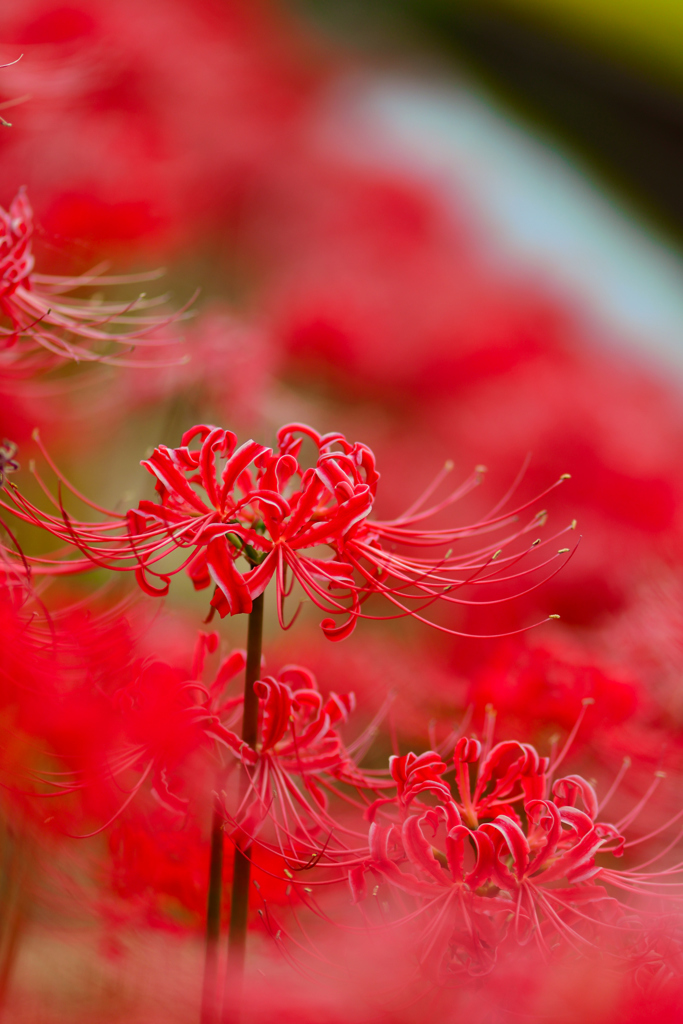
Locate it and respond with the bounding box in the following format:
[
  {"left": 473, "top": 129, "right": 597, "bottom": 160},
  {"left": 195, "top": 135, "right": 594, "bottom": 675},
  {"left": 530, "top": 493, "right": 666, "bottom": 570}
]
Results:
[
  {"left": 105, "top": 630, "right": 383, "bottom": 866},
  {"left": 352, "top": 724, "right": 683, "bottom": 984},
  {"left": 215, "top": 660, "right": 387, "bottom": 869},
  {"left": 0, "top": 423, "right": 576, "bottom": 641},
  {"left": 0, "top": 187, "right": 190, "bottom": 373},
  {"left": 28, "top": 626, "right": 376, "bottom": 853}
]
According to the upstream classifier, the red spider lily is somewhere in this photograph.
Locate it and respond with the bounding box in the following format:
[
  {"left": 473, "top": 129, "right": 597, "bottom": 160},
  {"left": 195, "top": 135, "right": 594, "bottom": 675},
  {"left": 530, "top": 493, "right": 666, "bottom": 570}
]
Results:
[
  {"left": 351, "top": 728, "right": 683, "bottom": 982},
  {"left": 27, "top": 627, "right": 379, "bottom": 858},
  {"left": 114, "top": 639, "right": 385, "bottom": 870},
  {"left": 0, "top": 188, "right": 189, "bottom": 372},
  {"left": 217, "top": 660, "right": 387, "bottom": 873},
  {"left": 0, "top": 422, "right": 576, "bottom": 640}
]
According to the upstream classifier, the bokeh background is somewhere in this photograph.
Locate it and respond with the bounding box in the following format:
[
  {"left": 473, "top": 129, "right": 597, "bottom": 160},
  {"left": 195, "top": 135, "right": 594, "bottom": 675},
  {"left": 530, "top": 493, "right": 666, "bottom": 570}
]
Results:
[{"left": 4, "top": 0, "right": 683, "bottom": 1019}]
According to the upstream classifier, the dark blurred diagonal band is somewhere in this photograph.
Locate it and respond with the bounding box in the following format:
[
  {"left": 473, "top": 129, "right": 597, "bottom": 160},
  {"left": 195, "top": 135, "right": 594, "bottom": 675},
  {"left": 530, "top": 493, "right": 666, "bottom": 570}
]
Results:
[{"left": 292, "top": 0, "right": 683, "bottom": 243}]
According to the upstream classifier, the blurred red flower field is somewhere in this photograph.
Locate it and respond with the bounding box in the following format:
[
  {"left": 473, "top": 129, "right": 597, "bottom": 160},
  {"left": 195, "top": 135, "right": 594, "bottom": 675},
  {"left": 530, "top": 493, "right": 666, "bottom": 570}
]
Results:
[{"left": 2, "top": 1, "right": 683, "bottom": 1021}]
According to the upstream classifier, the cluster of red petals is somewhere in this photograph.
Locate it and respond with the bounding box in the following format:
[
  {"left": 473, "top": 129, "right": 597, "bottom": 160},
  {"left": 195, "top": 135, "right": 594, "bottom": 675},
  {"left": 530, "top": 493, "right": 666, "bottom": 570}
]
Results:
[
  {"left": 217, "top": 661, "right": 383, "bottom": 867},
  {"left": 28, "top": 626, "right": 375, "bottom": 857},
  {"left": 1, "top": 422, "right": 575, "bottom": 640},
  {"left": 0, "top": 188, "right": 186, "bottom": 373},
  {"left": 350, "top": 736, "right": 677, "bottom": 981},
  {"left": 115, "top": 632, "right": 381, "bottom": 870}
]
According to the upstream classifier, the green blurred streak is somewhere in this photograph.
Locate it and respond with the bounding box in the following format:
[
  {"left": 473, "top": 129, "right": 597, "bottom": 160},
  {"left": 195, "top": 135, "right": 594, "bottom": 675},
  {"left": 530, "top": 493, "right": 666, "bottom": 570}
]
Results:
[{"left": 469, "top": 0, "right": 683, "bottom": 89}]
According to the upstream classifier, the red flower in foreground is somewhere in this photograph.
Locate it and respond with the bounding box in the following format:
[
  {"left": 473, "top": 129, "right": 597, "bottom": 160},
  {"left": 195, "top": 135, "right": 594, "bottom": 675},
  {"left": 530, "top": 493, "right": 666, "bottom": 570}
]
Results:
[
  {"left": 351, "top": 727, "right": 683, "bottom": 982},
  {"left": 27, "top": 628, "right": 376, "bottom": 856},
  {"left": 0, "top": 188, "right": 188, "bottom": 372},
  {"left": 1, "top": 423, "right": 576, "bottom": 640}
]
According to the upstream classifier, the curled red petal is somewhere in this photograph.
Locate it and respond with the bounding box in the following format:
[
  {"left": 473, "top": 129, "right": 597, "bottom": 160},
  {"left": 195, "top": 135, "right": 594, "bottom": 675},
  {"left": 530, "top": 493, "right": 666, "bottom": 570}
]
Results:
[{"left": 134, "top": 567, "right": 171, "bottom": 597}]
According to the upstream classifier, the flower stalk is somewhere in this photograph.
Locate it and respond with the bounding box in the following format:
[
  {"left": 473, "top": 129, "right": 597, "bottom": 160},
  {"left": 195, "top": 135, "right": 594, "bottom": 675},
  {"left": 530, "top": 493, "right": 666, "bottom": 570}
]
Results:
[
  {"left": 225, "top": 592, "right": 264, "bottom": 1014},
  {"left": 200, "top": 798, "right": 225, "bottom": 1024}
]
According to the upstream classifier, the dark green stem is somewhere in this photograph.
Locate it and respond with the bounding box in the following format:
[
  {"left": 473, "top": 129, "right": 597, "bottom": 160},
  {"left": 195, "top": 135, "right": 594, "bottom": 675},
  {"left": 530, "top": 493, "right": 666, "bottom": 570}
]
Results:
[
  {"left": 225, "top": 593, "right": 264, "bottom": 1016},
  {"left": 200, "top": 798, "right": 224, "bottom": 1024},
  {"left": 241, "top": 592, "right": 264, "bottom": 751}
]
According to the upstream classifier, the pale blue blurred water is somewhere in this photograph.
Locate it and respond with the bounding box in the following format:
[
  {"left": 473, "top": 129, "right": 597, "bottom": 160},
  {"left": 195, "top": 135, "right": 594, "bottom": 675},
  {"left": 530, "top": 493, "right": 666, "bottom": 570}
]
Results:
[{"left": 338, "top": 75, "right": 683, "bottom": 379}]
